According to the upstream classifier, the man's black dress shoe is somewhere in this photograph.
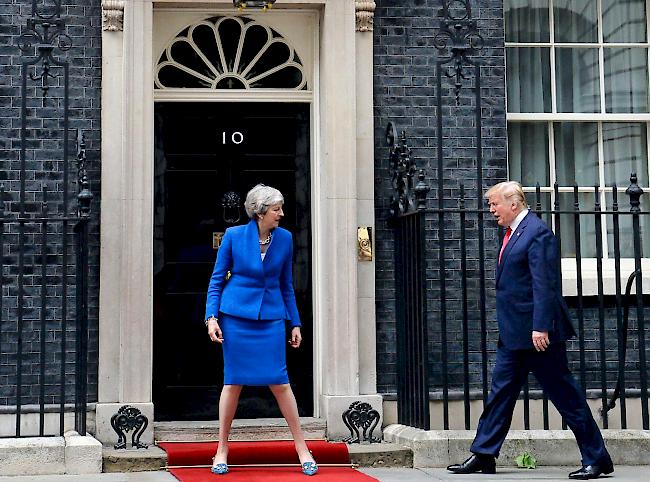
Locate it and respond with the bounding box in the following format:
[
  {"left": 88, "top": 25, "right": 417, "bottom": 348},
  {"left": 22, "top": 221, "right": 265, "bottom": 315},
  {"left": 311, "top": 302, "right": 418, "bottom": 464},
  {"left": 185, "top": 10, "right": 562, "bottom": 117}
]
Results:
[
  {"left": 447, "top": 454, "right": 496, "bottom": 474},
  {"left": 568, "top": 461, "right": 614, "bottom": 479}
]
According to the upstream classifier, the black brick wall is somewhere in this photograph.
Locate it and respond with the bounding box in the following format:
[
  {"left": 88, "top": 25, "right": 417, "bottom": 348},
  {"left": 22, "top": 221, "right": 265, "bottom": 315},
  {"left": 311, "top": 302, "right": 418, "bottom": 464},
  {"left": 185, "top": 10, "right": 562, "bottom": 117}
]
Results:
[
  {"left": 374, "top": 0, "right": 508, "bottom": 394},
  {"left": 0, "top": 0, "right": 101, "bottom": 407}
]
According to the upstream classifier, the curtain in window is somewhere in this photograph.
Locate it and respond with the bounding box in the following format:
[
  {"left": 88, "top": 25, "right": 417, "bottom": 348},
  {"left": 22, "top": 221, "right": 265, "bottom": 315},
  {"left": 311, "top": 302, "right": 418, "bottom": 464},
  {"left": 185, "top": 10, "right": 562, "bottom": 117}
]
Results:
[
  {"left": 554, "top": 0, "right": 598, "bottom": 42},
  {"left": 603, "top": 122, "right": 649, "bottom": 187},
  {"left": 505, "top": 0, "right": 550, "bottom": 42},
  {"left": 555, "top": 48, "right": 600, "bottom": 112},
  {"left": 559, "top": 192, "right": 597, "bottom": 258},
  {"left": 554, "top": 122, "right": 599, "bottom": 186},
  {"left": 506, "top": 47, "right": 552, "bottom": 112},
  {"left": 604, "top": 48, "right": 649, "bottom": 113},
  {"left": 602, "top": 0, "right": 647, "bottom": 42},
  {"left": 508, "top": 122, "right": 550, "bottom": 185}
]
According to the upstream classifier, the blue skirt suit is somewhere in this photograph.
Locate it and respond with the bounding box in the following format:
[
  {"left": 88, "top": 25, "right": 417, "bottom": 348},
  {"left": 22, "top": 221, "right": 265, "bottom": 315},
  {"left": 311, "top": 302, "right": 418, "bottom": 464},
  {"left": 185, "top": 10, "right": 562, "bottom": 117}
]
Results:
[{"left": 205, "top": 219, "right": 302, "bottom": 386}]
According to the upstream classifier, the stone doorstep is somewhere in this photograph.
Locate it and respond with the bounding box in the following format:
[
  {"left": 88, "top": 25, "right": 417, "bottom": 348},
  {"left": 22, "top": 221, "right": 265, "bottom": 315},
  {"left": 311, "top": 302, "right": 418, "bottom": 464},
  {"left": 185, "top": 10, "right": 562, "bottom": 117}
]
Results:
[
  {"left": 153, "top": 417, "right": 327, "bottom": 442},
  {"left": 383, "top": 424, "right": 650, "bottom": 468},
  {"left": 348, "top": 443, "right": 413, "bottom": 468},
  {"left": 102, "top": 442, "right": 412, "bottom": 472},
  {"left": 105, "top": 417, "right": 411, "bottom": 472},
  {"left": 102, "top": 445, "right": 167, "bottom": 473},
  {"left": 0, "top": 432, "right": 102, "bottom": 476},
  {"left": 102, "top": 444, "right": 411, "bottom": 472}
]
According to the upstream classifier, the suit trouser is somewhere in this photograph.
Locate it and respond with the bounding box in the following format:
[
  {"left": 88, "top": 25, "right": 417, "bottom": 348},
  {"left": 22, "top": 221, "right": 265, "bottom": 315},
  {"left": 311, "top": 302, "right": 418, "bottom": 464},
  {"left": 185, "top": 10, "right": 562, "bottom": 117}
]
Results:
[{"left": 470, "top": 341, "right": 611, "bottom": 466}]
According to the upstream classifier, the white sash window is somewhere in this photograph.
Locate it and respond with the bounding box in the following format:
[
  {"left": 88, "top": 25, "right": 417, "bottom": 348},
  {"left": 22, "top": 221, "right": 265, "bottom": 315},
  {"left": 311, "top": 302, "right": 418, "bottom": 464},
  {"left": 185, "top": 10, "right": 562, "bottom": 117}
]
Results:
[{"left": 505, "top": 0, "right": 650, "bottom": 262}]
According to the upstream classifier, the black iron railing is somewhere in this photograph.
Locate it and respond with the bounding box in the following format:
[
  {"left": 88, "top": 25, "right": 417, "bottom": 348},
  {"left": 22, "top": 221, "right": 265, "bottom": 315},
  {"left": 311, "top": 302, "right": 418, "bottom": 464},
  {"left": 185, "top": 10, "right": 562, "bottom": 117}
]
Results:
[
  {"left": 389, "top": 162, "right": 650, "bottom": 431},
  {"left": 387, "top": 123, "right": 431, "bottom": 430},
  {"left": 388, "top": 1, "right": 648, "bottom": 432},
  {"left": 0, "top": 0, "right": 93, "bottom": 438}
]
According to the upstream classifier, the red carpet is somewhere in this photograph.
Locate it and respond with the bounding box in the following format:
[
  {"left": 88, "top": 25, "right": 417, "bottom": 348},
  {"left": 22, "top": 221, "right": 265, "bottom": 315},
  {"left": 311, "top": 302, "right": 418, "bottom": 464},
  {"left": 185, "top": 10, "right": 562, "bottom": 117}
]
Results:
[{"left": 158, "top": 440, "right": 378, "bottom": 481}]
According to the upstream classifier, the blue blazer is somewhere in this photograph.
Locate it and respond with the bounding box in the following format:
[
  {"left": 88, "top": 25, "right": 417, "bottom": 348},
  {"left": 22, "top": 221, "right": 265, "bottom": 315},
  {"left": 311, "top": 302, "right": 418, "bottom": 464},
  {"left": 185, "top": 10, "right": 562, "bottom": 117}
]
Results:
[
  {"left": 496, "top": 211, "right": 576, "bottom": 350},
  {"left": 205, "top": 219, "right": 302, "bottom": 327}
]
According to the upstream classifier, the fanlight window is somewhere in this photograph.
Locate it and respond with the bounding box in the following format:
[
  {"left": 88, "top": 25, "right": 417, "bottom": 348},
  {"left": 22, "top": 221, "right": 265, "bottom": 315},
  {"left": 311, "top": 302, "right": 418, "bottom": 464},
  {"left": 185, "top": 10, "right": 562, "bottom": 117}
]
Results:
[{"left": 155, "top": 16, "right": 307, "bottom": 90}]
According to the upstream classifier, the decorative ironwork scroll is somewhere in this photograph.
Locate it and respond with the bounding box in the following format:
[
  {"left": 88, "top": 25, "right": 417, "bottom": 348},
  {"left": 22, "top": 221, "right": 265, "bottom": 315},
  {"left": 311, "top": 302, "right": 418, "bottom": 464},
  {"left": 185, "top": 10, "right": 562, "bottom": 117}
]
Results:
[
  {"left": 14, "top": 2, "right": 93, "bottom": 438},
  {"left": 433, "top": 0, "right": 484, "bottom": 104},
  {"left": 433, "top": 0, "right": 488, "bottom": 430},
  {"left": 342, "top": 401, "right": 381, "bottom": 444},
  {"left": 111, "top": 405, "right": 149, "bottom": 449},
  {"left": 387, "top": 123, "right": 418, "bottom": 217},
  {"left": 77, "top": 130, "right": 93, "bottom": 217},
  {"left": 18, "top": 0, "right": 72, "bottom": 96}
]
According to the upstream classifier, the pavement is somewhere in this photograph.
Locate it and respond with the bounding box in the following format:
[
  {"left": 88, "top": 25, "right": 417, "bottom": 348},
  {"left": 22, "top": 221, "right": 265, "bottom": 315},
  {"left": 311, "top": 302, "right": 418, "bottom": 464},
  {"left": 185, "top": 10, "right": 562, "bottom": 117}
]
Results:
[{"left": 0, "top": 466, "right": 643, "bottom": 481}]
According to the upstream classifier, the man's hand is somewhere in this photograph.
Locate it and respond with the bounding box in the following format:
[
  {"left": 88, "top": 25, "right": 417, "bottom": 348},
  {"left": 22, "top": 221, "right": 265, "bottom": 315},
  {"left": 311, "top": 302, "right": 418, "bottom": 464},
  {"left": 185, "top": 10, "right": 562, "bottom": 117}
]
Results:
[{"left": 532, "top": 330, "right": 550, "bottom": 352}]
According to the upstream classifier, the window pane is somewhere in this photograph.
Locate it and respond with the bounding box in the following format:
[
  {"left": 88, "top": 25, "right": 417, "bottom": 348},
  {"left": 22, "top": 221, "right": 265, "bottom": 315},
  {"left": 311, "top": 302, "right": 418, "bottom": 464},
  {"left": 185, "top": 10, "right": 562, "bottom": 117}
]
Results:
[
  {"left": 603, "top": 122, "right": 649, "bottom": 187},
  {"left": 553, "top": 0, "right": 597, "bottom": 43},
  {"left": 506, "top": 47, "right": 552, "bottom": 112},
  {"left": 602, "top": 0, "right": 647, "bottom": 43},
  {"left": 505, "top": 0, "right": 550, "bottom": 42},
  {"left": 559, "top": 192, "right": 597, "bottom": 258},
  {"left": 508, "top": 122, "right": 550, "bottom": 186},
  {"left": 606, "top": 192, "right": 650, "bottom": 258},
  {"left": 554, "top": 122, "right": 599, "bottom": 186},
  {"left": 555, "top": 48, "right": 600, "bottom": 112},
  {"left": 604, "top": 48, "right": 649, "bottom": 113}
]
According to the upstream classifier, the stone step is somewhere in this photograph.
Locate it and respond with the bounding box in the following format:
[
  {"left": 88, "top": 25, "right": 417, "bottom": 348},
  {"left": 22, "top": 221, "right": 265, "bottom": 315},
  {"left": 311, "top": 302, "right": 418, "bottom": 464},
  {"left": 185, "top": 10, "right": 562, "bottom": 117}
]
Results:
[
  {"left": 102, "top": 445, "right": 167, "bottom": 473},
  {"left": 102, "top": 416, "right": 412, "bottom": 472},
  {"left": 349, "top": 443, "right": 413, "bottom": 468},
  {"left": 102, "top": 442, "right": 412, "bottom": 472},
  {"left": 153, "top": 417, "right": 327, "bottom": 442}
]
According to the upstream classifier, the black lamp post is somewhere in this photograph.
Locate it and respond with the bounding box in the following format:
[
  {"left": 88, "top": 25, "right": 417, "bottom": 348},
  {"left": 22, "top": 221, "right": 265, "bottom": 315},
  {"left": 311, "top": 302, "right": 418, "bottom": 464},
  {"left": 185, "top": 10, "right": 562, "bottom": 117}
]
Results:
[{"left": 233, "top": 0, "right": 276, "bottom": 9}]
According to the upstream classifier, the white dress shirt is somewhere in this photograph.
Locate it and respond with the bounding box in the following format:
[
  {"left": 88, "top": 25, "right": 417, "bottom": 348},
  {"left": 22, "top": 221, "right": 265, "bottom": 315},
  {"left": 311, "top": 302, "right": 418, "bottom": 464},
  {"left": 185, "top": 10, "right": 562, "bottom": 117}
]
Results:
[{"left": 509, "top": 208, "right": 529, "bottom": 234}]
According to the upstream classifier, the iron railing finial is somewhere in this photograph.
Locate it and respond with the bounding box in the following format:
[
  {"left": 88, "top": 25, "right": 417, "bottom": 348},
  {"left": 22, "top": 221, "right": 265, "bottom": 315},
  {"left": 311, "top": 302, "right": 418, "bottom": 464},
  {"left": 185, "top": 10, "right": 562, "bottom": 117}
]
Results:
[
  {"left": 414, "top": 170, "right": 429, "bottom": 211},
  {"left": 626, "top": 172, "right": 643, "bottom": 213}
]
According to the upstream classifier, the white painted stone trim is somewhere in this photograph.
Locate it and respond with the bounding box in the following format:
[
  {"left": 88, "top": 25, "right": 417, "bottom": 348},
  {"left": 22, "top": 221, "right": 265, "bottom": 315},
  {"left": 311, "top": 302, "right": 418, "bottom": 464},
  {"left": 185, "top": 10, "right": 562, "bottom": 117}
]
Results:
[
  {"left": 102, "top": 0, "right": 125, "bottom": 32},
  {"left": 0, "top": 433, "right": 101, "bottom": 475},
  {"left": 98, "top": 0, "right": 154, "bottom": 410},
  {"left": 355, "top": 0, "right": 375, "bottom": 32},
  {"left": 98, "top": 0, "right": 381, "bottom": 438},
  {"left": 383, "top": 424, "right": 650, "bottom": 467},
  {"left": 63, "top": 431, "right": 102, "bottom": 474}
]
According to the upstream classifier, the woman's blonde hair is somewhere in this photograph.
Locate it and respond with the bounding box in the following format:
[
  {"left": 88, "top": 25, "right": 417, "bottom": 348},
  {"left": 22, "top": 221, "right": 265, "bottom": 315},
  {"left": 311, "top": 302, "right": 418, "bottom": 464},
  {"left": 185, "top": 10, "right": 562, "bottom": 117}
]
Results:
[
  {"left": 244, "top": 184, "right": 284, "bottom": 219},
  {"left": 485, "top": 181, "right": 529, "bottom": 208}
]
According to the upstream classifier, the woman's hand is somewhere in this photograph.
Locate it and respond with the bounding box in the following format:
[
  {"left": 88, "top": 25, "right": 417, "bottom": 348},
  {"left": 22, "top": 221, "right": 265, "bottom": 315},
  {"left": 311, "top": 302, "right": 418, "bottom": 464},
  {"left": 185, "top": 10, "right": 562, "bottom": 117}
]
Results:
[
  {"left": 289, "top": 326, "right": 302, "bottom": 348},
  {"left": 207, "top": 319, "right": 224, "bottom": 343}
]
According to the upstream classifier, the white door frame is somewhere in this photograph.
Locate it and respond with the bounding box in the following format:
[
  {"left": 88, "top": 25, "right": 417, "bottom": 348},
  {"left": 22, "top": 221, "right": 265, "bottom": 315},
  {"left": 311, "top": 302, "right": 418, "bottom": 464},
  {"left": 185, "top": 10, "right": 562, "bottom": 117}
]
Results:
[{"left": 96, "top": 0, "right": 379, "bottom": 443}]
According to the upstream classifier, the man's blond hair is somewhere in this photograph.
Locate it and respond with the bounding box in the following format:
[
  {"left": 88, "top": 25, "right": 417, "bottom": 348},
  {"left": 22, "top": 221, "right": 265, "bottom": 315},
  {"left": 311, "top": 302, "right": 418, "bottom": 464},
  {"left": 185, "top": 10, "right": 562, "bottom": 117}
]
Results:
[{"left": 485, "top": 181, "right": 529, "bottom": 209}]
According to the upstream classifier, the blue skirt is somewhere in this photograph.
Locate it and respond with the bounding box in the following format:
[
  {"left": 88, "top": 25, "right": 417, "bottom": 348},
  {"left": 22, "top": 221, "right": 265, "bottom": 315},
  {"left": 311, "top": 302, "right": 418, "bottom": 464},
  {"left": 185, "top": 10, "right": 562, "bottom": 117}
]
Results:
[{"left": 219, "top": 313, "right": 289, "bottom": 386}]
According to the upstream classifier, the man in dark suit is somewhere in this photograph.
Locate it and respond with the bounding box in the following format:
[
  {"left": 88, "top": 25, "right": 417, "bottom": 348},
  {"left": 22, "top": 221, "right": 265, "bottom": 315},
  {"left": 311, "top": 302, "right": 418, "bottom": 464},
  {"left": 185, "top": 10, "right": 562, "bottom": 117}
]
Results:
[{"left": 447, "top": 182, "right": 613, "bottom": 480}]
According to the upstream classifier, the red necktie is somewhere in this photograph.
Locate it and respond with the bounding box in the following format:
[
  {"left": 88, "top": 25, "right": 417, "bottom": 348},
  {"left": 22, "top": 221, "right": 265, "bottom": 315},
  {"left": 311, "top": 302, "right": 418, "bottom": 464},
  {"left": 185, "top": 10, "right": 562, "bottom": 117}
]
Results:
[{"left": 499, "top": 227, "right": 512, "bottom": 265}]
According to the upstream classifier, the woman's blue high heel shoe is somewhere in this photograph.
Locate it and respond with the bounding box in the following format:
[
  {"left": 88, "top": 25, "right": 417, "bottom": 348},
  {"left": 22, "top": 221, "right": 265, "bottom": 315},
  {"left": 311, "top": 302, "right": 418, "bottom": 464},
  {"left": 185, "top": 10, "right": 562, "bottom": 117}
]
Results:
[
  {"left": 211, "top": 458, "right": 229, "bottom": 475},
  {"left": 301, "top": 461, "right": 318, "bottom": 476}
]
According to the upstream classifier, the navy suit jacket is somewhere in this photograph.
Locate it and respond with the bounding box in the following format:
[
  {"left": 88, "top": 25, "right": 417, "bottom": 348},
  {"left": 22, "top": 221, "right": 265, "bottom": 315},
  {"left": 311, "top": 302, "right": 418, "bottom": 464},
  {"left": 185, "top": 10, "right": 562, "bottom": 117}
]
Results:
[
  {"left": 205, "top": 219, "right": 302, "bottom": 327},
  {"left": 496, "top": 211, "right": 576, "bottom": 349}
]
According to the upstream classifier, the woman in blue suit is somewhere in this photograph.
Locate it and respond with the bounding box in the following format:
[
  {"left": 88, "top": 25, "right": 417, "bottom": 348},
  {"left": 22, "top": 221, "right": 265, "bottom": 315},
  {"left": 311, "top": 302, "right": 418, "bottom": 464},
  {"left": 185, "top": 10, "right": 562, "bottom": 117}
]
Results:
[{"left": 205, "top": 184, "right": 317, "bottom": 476}]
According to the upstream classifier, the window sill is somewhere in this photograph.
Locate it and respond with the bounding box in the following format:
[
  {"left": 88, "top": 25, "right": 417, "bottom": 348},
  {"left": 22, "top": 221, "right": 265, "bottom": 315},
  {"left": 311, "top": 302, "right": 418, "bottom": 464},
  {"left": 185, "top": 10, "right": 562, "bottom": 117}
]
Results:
[{"left": 561, "top": 258, "right": 650, "bottom": 297}]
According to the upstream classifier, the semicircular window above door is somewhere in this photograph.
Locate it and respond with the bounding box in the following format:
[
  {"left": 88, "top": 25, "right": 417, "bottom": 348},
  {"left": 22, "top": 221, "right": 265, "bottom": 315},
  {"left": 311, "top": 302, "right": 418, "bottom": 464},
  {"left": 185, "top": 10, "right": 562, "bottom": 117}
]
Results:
[{"left": 155, "top": 16, "right": 307, "bottom": 90}]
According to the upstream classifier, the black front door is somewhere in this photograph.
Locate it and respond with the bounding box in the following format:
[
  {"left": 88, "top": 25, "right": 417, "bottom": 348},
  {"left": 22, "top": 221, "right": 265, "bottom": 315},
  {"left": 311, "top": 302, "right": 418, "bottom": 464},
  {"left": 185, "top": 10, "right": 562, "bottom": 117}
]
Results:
[{"left": 153, "top": 102, "right": 312, "bottom": 421}]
